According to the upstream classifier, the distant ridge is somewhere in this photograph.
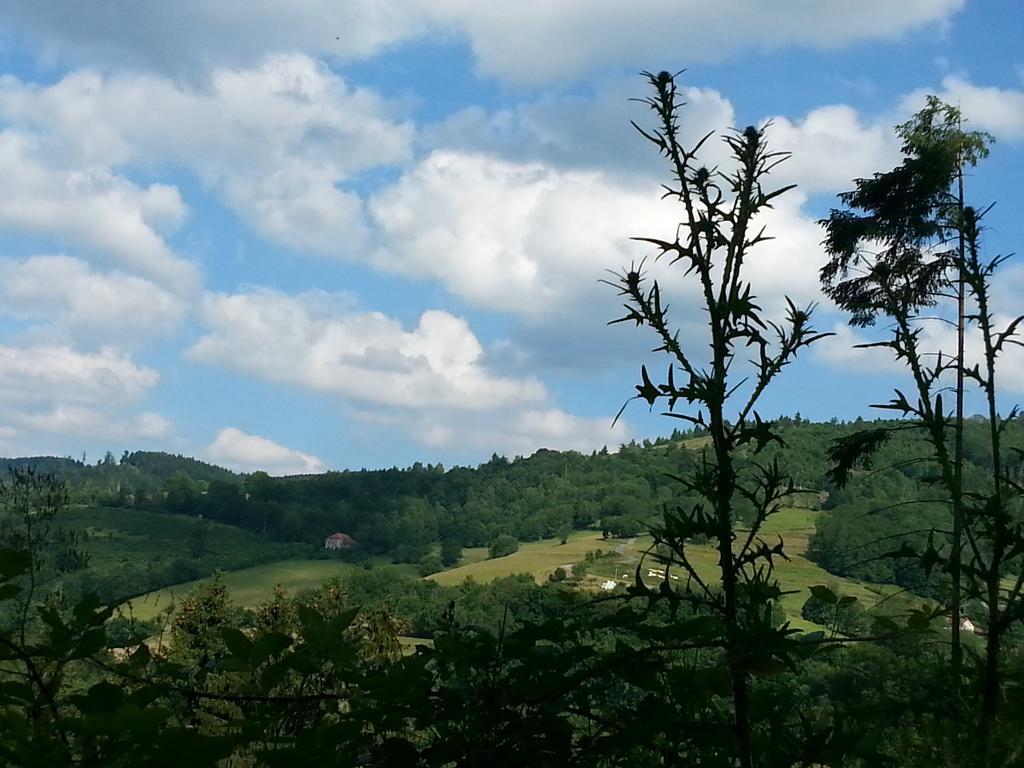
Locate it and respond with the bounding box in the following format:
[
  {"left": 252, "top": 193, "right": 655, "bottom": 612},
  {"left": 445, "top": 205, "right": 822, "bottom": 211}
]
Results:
[{"left": 0, "top": 451, "right": 238, "bottom": 490}]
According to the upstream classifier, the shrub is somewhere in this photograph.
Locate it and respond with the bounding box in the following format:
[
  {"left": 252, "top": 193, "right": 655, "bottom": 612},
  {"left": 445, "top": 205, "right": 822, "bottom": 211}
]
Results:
[
  {"left": 440, "top": 538, "right": 462, "bottom": 567},
  {"left": 488, "top": 535, "right": 519, "bottom": 559}
]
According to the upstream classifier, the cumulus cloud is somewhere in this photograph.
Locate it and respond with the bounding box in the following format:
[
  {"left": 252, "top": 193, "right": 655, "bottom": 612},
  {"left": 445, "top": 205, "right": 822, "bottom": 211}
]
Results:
[
  {"left": 458, "top": 407, "right": 630, "bottom": 456},
  {"left": 370, "top": 150, "right": 687, "bottom": 315},
  {"left": 0, "top": 55, "right": 412, "bottom": 257},
  {"left": 426, "top": 76, "right": 904, "bottom": 194},
  {"left": 355, "top": 405, "right": 631, "bottom": 459},
  {"left": 817, "top": 314, "right": 1024, "bottom": 396},
  {"left": 425, "top": 78, "right": 737, "bottom": 179},
  {"left": 813, "top": 322, "right": 904, "bottom": 374},
  {"left": 427, "top": 0, "right": 964, "bottom": 84},
  {"left": 0, "top": 131, "right": 197, "bottom": 290},
  {"left": 370, "top": 149, "right": 828, "bottom": 323},
  {"left": 7, "top": 0, "right": 963, "bottom": 84},
  {"left": 0, "top": 344, "right": 172, "bottom": 450},
  {"left": 0, "top": 255, "right": 188, "bottom": 347},
  {"left": 6, "top": 1, "right": 430, "bottom": 77},
  {"left": 208, "top": 427, "right": 324, "bottom": 475},
  {"left": 15, "top": 407, "right": 173, "bottom": 441},
  {"left": 187, "top": 289, "right": 546, "bottom": 410},
  {"left": 0, "top": 345, "right": 158, "bottom": 407},
  {"left": 763, "top": 105, "right": 901, "bottom": 192}
]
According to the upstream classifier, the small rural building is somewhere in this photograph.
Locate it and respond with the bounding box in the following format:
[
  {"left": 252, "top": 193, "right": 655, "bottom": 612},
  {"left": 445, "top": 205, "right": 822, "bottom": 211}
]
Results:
[
  {"left": 600, "top": 580, "right": 618, "bottom": 591},
  {"left": 945, "top": 615, "right": 980, "bottom": 634},
  {"left": 324, "top": 532, "right": 357, "bottom": 550}
]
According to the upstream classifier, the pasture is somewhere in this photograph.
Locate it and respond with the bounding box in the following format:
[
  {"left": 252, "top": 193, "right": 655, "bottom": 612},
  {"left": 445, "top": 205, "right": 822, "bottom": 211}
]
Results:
[
  {"left": 427, "top": 531, "right": 614, "bottom": 586},
  {"left": 433, "top": 511, "right": 902, "bottom": 631}
]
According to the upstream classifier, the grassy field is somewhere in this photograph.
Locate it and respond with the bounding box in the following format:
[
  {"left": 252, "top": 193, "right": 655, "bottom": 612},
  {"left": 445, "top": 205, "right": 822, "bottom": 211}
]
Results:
[
  {"left": 127, "top": 559, "right": 419, "bottom": 621},
  {"left": 431, "top": 510, "right": 900, "bottom": 631},
  {"left": 427, "top": 531, "right": 614, "bottom": 586},
  {"left": 680, "top": 435, "right": 712, "bottom": 449},
  {"left": 594, "top": 509, "right": 902, "bottom": 629}
]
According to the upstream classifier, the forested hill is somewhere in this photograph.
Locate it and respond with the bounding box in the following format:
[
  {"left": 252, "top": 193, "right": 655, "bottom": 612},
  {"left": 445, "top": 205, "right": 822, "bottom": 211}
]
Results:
[
  {"left": 1, "top": 450, "right": 237, "bottom": 498},
  {"left": 13, "top": 416, "right": 1024, "bottom": 598}
]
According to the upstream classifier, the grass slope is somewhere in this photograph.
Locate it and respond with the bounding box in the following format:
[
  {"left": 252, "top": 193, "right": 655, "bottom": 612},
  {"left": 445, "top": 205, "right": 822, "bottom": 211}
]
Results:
[
  {"left": 431, "top": 510, "right": 900, "bottom": 630},
  {"left": 428, "top": 531, "right": 610, "bottom": 586}
]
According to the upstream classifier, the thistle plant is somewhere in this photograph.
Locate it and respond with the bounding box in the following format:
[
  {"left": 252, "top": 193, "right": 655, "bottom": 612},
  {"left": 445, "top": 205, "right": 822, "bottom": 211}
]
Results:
[
  {"left": 607, "top": 70, "right": 829, "bottom": 767},
  {"left": 821, "top": 99, "right": 1024, "bottom": 764}
]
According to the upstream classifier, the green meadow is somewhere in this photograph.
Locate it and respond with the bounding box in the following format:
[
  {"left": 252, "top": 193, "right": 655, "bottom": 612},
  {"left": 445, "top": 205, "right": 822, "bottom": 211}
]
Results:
[
  {"left": 430, "top": 511, "right": 902, "bottom": 630},
  {"left": 427, "top": 531, "right": 614, "bottom": 586}
]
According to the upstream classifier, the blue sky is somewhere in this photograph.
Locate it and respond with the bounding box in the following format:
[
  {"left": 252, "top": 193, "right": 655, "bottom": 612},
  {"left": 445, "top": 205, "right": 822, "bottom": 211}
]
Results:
[{"left": 0, "top": 1, "right": 1021, "bottom": 473}]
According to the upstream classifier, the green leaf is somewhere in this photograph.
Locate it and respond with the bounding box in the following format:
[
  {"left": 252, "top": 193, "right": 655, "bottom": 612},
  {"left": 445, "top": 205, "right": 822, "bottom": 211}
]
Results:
[
  {"left": 0, "top": 681, "right": 34, "bottom": 703},
  {"left": 872, "top": 615, "right": 900, "bottom": 633},
  {"left": 73, "top": 628, "right": 108, "bottom": 659},
  {"left": 0, "top": 583, "right": 22, "bottom": 601},
  {"left": 906, "top": 608, "right": 935, "bottom": 631},
  {"left": 73, "top": 592, "right": 103, "bottom": 625},
  {"left": 326, "top": 606, "right": 360, "bottom": 636},
  {"left": 128, "top": 644, "right": 152, "bottom": 669},
  {"left": 0, "top": 549, "right": 31, "bottom": 580},
  {"left": 250, "top": 632, "right": 292, "bottom": 666},
  {"left": 217, "top": 657, "right": 250, "bottom": 673},
  {"left": 809, "top": 585, "right": 838, "bottom": 605},
  {"left": 83, "top": 681, "right": 124, "bottom": 714},
  {"left": 297, "top": 605, "right": 324, "bottom": 634},
  {"left": 220, "top": 627, "right": 252, "bottom": 661},
  {"left": 260, "top": 659, "right": 292, "bottom": 692}
]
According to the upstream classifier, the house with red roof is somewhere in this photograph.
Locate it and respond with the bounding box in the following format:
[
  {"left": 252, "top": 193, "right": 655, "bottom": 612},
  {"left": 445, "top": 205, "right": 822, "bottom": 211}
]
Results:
[{"left": 324, "top": 532, "right": 357, "bottom": 550}]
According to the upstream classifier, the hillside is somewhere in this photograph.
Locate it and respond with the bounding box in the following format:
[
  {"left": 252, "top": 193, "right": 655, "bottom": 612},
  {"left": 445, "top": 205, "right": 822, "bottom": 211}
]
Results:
[
  {"left": 2, "top": 450, "right": 239, "bottom": 506},
  {"left": 21, "top": 415, "right": 1016, "bottom": 632}
]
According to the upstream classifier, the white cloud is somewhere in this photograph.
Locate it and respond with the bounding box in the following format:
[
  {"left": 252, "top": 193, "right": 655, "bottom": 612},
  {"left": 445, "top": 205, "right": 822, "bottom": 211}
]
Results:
[
  {"left": 208, "top": 427, "right": 324, "bottom": 475},
  {"left": 903, "top": 76, "right": 1024, "bottom": 140},
  {"left": 188, "top": 289, "right": 546, "bottom": 410},
  {"left": 0, "top": 255, "right": 188, "bottom": 347},
  {"left": 0, "top": 131, "right": 197, "bottom": 290},
  {"left": 0, "top": 344, "right": 172, "bottom": 450},
  {"left": 370, "top": 150, "right": 687, "bottom": 315},
  {"left": 7, "top": 0, "right": 963, "bottom": 84},
  {"left": 475, "top": 407, "right": 630, "bottom": 456},
  {"left": 814, "top": 322, "right": 904, "bottom": 373},
  {"left": 764, "top": 105, "right": 901, "bottom": 192},
  {"left": 0, "top": 345, "right": 158, "bottom": 407},
  {"left": 6, "top": 1, "right": 431, "bottom": 76},
  {"left": 356, "top": 405, "right": 631, "bottom": 458},
  {"left": 817, "top": 314, "right": 1024, "bottom": 397},
  {"left": 427, "top": 76, "right": 903, "bottom": 195},
  {"left": 371, "top": 148, "right": 829, "bottom": 321},
  {"left": 427, "top": 0, "right": 963, "bottom": 84},
  {"left": 425, "top": 78, "right": 737, "bottom": 179},
  {"left": 739, "top": 191, "right": 833, "bottom": 311},
  {"left": 14, "top": 407, "right": 173, "bottom": 441},
  {"left": 0, "top": 55, "right": 412, "bottom": 257}
]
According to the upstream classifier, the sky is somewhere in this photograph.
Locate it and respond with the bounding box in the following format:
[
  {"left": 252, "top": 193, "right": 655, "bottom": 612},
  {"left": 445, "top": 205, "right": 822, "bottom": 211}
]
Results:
[{"left": 0, "top": 1, "right": 1021, "bottom": 474}]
